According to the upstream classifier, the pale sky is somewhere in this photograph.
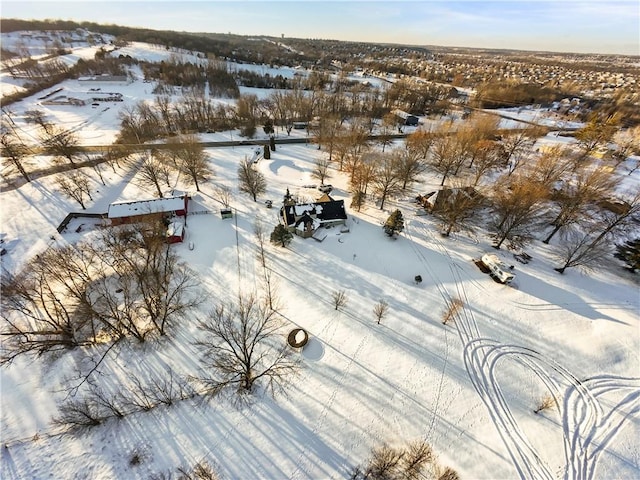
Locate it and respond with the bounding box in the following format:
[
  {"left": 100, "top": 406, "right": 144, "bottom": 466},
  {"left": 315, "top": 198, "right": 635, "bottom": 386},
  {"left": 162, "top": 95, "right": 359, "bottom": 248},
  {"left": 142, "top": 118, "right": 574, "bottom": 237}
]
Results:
[{"left": 2, "top": 0, "right": 639, "bottom": 55}]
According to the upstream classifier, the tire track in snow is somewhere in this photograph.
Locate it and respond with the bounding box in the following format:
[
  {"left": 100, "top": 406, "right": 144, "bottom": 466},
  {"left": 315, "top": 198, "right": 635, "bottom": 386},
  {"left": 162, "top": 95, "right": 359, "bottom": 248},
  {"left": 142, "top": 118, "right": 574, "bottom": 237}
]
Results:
[
  {"left": 463, "top": 339, "right": 640, "bottom": 480},
  {"left": 406, "top": 218, "right": 639, "bottom": 480},
  {"left": 564, "top": 375, "right": 640, "bottom": 480}
]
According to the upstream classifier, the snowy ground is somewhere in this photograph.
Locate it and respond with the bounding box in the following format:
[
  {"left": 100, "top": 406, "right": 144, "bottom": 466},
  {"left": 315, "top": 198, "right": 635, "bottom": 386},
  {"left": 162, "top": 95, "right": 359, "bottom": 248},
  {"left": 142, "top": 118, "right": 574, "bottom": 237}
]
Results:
[
  {"left": 1, "top": 37, "right": 639, "bottom": 480},
  {"left": 1, "top": 138, "right": 638, "bottom": 479}
]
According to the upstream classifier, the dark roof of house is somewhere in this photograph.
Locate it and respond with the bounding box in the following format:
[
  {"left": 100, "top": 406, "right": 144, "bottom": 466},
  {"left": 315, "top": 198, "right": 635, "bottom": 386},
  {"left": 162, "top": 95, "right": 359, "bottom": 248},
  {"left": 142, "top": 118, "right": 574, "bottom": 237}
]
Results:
[
  {"left": 280, "top": 199, "right": 347, "bottom": 226},
  {"left": 316, "top": 199, "right": 347, "bottom": 221},
  {"left": 294, "top": 211, "right": 315, "bottom": 229}
]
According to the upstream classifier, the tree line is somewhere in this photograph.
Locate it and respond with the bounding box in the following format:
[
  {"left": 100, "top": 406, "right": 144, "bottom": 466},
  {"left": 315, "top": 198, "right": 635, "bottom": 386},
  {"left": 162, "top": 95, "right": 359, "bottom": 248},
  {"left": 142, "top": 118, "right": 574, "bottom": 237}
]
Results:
[{"left": 305, "top": 110, "right": 640, "bottom": 275}]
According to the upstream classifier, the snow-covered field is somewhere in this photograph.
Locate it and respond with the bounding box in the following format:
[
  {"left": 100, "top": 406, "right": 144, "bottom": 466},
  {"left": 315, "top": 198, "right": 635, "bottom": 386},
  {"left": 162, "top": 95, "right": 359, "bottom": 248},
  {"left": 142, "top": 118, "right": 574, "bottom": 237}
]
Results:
[{"left": 1, "top": 36, "right": 639, "bottom": 480}]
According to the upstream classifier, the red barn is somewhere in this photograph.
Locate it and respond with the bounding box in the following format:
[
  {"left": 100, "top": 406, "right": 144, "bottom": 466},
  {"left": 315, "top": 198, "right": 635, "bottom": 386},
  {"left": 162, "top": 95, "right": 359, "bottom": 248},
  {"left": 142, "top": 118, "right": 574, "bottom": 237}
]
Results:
[{"left": 166, "top": 221, "right": 185, "bottom": 244}]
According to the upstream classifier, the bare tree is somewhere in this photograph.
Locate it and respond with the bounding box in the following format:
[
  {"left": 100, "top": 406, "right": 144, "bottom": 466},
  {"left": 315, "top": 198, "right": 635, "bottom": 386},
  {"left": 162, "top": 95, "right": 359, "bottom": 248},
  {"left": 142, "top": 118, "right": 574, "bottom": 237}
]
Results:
[
  {"left": 401, "top": 440, "right": 434, "bottom": 479},
  {"left": 177, "top": 461, "right": 221, "bottom": 480},
  {"left": 56, "top": 171, "right": 93, "bottom": 209},
  {"left": 254, "top": 220, "right": 281, "bottom": 311},
  {"left": 554, "top": 192, "right": 640, "bottom": 273},
  {"left": 311, "top": 156, "right": 332, "bottom": 186},
  {"left": 311, "top": 113, "right": 343, "bottom": 161},
  {"left": 405, "top": 128, "right": 434, "bottom": 160},
  {"left": 117, "top": 101, "right": 162, "bottom": 144},
  {"left": 1, "top": 246, "right": 97, "bottom": 363},
  {"left": 235, "top": 93, "right": 262, "bottom": 130},
  {"left": 331, "top": 290, "right": 348, "bottom": 311},
  {"left": 41, "top": 125, "right": 81, "bottom": 166},
  {"left": 193, "top": 294, "right": 298, "bottom": 397},
  {"left": 394, "top": 147, "right": 428, "bottom": 190},
  {"left": 97, "top": 220, "right": 202, "bottom": 337},
  {"left": 489, "top": 175, "right": 548, "bottom": 249},
  {"left": 123, "top": 371, "right": 194, "bottom": 411},
  {"left": 373, "top": 299, "right": 389, "bottom": 325},
  {"left": 529, "top": 145, "right": 574, "bottom": 186},
  {"left": 610, "top": 126, "right": 640, "bottom": 168},
  {"left": 53, "top": 396, "right": 109, "bottom": 430},
  {"left": 543, "top": 167, "right": 617, "bottom": 244},
  {"left": 437, "top": 467, "right": 461, "bottom": 480},
  {"left": 0, "top": 120, "right": 31, "bottom": 182},
  {"left": 469, "top": 139, "right": 505, "bottom": 186},
  {"left": 349, "top": 153, "right": 377, "bottom": 211},
  {"left": 431, "top": 183, "right": 484, "bottom": 237},
  {"left": 554, "top": 228, "right": 614, "bottom": 275},
  {"left": 351, "top": 440, "right": 436, "bottom": 480},
  {"left": 361, "top": 444, "right": 404, "bottom": 479},
  {"left": 372, "top": 152, "right": 401, "bottom": 210},
  {"left": 333, "top": 134, "right": 352, "bottom": 171},
  {"left": 442, "top": 297, "right": 463, "bottom": 325},
  {"left": 575, "top": 112, "right": 619, "bottom": 160},
  {"left": 213, "top": 185, "right": 232, "bottom": 209},
  {"left": 500, "top": 125, "right": 544, "bottom": 175},
  {"left": 84, "top": 385, "right": 128, "bottom": 419},
  {"left": 457, "top": 113, "right": 500, "bottom": 170},
  {"left": 342, "top": 121, "right": 371, "bottom": 173},
  {"left": 378, "top": 112, "right": 398, "bottom": 152},
  {"left": 533, "top": 394, "right": 557, "bottom": 414},
  {"left": 238, "top": 160, "right": 267, "bottom": 202},
  {"left": 430, "top": 128, "right": 461, "bottom": 186},
  {"left": 168, "top": 134, "right": 213, "bottom": 192},
  {"left": 19, "top": 220, "right": 201, "bottom": 349},
  {"left": 136, "top": 151, "right": 172, "bottom": 198}
]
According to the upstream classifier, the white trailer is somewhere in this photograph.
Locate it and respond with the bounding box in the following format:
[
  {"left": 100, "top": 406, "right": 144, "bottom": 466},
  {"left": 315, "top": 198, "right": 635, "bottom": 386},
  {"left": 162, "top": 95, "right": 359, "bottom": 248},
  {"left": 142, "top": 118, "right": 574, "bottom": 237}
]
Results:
[{"left": 481, "top": 253, "right": 515, "bottom": 284}]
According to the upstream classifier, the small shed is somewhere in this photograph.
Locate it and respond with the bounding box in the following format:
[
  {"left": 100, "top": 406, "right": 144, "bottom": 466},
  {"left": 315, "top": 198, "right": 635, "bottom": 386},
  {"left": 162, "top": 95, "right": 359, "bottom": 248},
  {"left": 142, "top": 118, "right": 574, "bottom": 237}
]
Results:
[
  {"left": 166, "top": 221, "right": 185, "bottom": 244},
  {"left": 404, "top": 115, "right": 419, "bottom": 126},
  {"left": 392, "top": 109, "right": 420, "bottom": 126}
]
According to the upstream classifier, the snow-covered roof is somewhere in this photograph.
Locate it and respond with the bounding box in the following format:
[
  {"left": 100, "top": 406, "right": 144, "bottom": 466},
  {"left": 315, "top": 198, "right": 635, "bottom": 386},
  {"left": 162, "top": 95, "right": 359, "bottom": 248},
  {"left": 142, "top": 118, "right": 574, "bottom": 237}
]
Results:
[
  {"left": 289, "top": 204, "right": 320, "bottom": 216},
  {"left": 166, "top": 221, "right": 184, "bottom": 237},
  {"left": 107, "top": 196, "right": 185, "bottom": 219},
  {"left": 295, "top": 215, "right": 320, "bottom": 232}
]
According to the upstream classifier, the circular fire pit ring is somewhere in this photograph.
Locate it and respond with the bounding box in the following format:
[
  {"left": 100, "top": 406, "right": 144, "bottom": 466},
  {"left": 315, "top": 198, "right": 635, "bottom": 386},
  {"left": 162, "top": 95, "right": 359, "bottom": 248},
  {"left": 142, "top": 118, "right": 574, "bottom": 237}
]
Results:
[{"left": 287, "top": 328, "right": 309, "bottom": 349}]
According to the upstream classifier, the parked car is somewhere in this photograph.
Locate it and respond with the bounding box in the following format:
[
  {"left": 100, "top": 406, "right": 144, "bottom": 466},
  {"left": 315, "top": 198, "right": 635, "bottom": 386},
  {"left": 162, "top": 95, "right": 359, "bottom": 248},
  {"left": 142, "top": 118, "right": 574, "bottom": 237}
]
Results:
[{"left": 318, "top": 184, "right": 333, "bottom": 193}]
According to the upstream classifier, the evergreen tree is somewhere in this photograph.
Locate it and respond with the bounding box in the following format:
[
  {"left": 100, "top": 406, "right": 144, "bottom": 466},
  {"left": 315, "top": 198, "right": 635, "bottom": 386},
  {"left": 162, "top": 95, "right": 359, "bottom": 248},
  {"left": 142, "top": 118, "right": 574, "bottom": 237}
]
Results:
[
  {"left": 263, "top": 119, "right": 274, "bottom": 135},
  {"left": 383, "top": 209, "right": 404, "bottom": 237},
  {"left": 270, "top": 224, "right": 293, "bottom": 247},
  {"left": 614, "top": 238, "right": 640, "bottom": 272}
]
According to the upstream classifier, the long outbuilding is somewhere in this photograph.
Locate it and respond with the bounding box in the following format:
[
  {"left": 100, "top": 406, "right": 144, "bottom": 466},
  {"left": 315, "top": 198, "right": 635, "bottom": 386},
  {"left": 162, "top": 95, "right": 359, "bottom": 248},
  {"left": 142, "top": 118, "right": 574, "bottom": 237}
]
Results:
[{"left": 107, "top": 195, "right": 188, "bottom": 226}]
